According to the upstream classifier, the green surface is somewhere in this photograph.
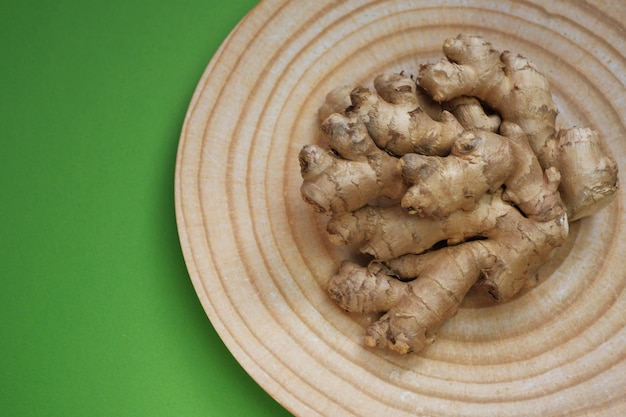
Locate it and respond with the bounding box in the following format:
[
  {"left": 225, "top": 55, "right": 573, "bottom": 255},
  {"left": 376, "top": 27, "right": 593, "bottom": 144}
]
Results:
[{"left": 1, "top": 1, "right": 293, "bottom": 416}]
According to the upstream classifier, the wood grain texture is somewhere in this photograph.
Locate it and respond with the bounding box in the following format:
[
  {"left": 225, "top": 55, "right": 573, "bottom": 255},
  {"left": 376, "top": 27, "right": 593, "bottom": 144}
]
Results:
[{"left": 175, "top": 1, "right": 626, "bottom": 415}]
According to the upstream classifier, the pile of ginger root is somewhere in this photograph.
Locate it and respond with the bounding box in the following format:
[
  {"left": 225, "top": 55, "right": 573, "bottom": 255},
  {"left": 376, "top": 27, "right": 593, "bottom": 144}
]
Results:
[{"left": 298, "top": 34, "right": 619, "bottom": 355}]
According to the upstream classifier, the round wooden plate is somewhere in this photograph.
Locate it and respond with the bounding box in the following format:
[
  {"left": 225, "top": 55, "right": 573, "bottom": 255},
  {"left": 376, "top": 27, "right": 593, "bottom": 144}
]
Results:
[{"left": 175, "top": 1, "right": 626, "bottom": 415}]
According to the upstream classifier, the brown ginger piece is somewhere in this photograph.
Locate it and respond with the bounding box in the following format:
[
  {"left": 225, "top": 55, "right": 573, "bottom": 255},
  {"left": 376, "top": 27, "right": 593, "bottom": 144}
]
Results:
[
  {"left": 317, "top": 85, "right": 353, "bottom": 123},
  {"left": 329, "top": 194, "right": 568, "bottom": 354},
  {"left": 554, "top": 127, "right": 619, "bottom": 220},
  {"left": 498, "top": 122, "right": 563, "bottom": 221},
  {"left": 419, "top": 33, "right": 619, "bottom": 221},
  {"left": 444, "top": 96, "right": 501, "bottom": 132},
  {"left": 299, "top": 115, "right": 406, "bottom": 215},
  {"left": 399, "top": 122, "right": 563, "bottom": 221},
  {"left": 299, "top": 34, "right": 618, "bottom": 354},
  {"left": 346, "top": 73, "right": 464, "bottom": 156},
  {"left": 399, "top": 129, "right": 512, "bottom": 217},
  {"left": 327, "top": 190, "right": 551, "bottom": 264},
  {"left": 327, "top": 192, "right": 504, "bottom": 261}
]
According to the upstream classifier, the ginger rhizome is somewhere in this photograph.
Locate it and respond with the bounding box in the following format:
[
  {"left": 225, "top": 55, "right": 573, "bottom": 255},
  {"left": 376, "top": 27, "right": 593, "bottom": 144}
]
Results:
[{"left": 298, "top": 34, "right": 619, "bottom": 355}]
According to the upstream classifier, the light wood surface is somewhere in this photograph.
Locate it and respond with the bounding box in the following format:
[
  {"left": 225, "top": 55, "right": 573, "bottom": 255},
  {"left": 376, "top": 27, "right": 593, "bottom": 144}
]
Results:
[{"left": 175, "top": 1, "right": 626, "bottom": 415}]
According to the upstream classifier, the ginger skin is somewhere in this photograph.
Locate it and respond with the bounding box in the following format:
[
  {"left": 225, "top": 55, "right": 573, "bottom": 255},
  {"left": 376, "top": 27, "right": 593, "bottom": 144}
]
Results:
[
  {"left": 399, "top": 129, "right": 512, "bottom": 217},
  {"left": 444, "top": 96, "right": 501, "bottom": 132},
  {"left": 419, "top": 33, "right": 618, "bottom": 221},
  {"left": 346, "top": 74, "right": 464, "bottom": 156},
  {"left": 300, "top": 34, "right": 618, "bottom": 354},
  {"left": 299, "top": 115, "right": 406, "bottom": 215},
  {"left": 327, "top": 193, "right": 504, "bottom": 261},
  {"left": 328, "top": 195, "right": 568, "bottom": 354}
]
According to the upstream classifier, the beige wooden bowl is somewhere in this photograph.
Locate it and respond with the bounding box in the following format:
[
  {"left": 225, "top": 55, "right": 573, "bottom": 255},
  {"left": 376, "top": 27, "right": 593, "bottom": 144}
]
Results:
[{"left": 175, "top": 1, "right": 626, "bottom": 415}]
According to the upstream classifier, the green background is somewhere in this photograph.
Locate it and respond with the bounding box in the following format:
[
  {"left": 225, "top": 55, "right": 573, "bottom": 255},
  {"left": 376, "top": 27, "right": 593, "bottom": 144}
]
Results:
[{"left": 1, "top": 1, "right": 293, "bottom": 416}]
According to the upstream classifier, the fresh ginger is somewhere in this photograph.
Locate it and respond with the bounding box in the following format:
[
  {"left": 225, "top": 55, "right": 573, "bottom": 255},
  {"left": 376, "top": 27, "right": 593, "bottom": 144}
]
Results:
[
  {"left": 327, "top": 192, "right": 502, "bottom": 261},
  {"left": 444, "top": 96, "right": 501, "bottom": 133},
  {"left": 299, "top": 34, "right": 618, "bottom": 354},
  {"left": 399, "top": 129, "right": 512, "bottom": 217},
  {"left": 299, "top": 115, "right": 406, "bottom": 215},
  {"left": 342, "top": 73, "right": 464, "bottom": 156},
  {"left": 419, "top": 33, "right": 618, "bottom": 221}
]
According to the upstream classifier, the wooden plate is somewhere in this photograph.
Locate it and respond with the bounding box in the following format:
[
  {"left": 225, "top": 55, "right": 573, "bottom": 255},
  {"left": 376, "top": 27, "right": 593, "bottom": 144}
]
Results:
[{"left": 175, "top": 1, "right": 626, "bottom": 415}]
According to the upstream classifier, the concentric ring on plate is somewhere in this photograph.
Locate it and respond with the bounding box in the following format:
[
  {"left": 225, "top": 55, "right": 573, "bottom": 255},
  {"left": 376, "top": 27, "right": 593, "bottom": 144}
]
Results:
[{"left": 176, "top": 1, "right": 626, "bottom": 415}]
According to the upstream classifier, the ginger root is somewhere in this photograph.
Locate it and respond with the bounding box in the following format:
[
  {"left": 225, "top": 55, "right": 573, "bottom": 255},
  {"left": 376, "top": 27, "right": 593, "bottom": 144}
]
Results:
[
  {"left": 419, "top": 34, "right": 618, "bottom": 221},
  {"left": 299, "top": 115, "right": 406, "bottom": 215},
  {"left": 299, "top": 34, "right": 618, "bottom": 354}
]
